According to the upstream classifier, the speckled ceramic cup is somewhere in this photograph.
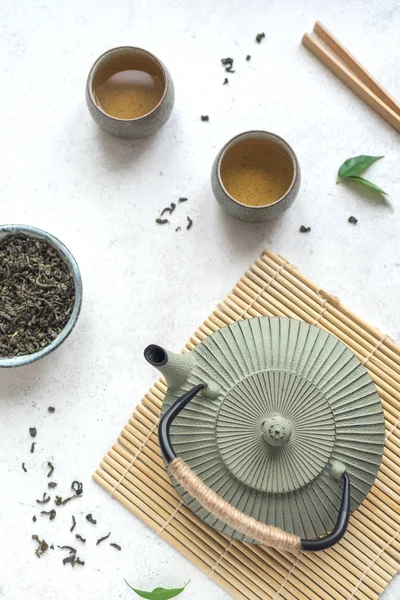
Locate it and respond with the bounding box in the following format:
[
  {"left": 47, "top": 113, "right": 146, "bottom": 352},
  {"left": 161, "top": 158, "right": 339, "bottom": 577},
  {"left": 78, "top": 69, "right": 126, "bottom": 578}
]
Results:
[
  {"left": 211, "top": 131, "right": 301, "bottom": 222},
  {"left": 86, "top": 46, "right": 174, "bottom": 139}
]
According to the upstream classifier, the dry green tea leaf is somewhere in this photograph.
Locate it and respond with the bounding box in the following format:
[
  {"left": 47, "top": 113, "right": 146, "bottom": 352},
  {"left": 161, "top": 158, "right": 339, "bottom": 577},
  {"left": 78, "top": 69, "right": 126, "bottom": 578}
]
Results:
[{"left": 0, "top": 234, "right": 75, "bottom": 358}]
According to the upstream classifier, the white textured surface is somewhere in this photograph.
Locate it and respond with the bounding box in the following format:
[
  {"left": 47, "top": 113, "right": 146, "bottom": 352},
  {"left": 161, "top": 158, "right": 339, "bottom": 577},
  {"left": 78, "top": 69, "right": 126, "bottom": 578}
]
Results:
[{"left": 0, "top": 0, "right": 399, "bottom": 599}]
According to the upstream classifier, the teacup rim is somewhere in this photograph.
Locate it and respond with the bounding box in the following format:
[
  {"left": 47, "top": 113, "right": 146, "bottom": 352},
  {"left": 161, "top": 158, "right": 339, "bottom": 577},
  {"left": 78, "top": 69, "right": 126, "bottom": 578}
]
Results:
[
  {"left": 86, "top": 45, "right": 169, "bottom": 123},
  {"left": 216, "top": 130, "right": 299, "bottom": 210}
]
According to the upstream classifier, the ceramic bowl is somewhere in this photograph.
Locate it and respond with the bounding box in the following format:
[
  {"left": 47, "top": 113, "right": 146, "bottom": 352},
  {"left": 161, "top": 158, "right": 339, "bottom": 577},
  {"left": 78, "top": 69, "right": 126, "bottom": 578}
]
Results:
[
  {"left": 211, "top": 130, "right": 301, "bottom": 222},
  {"left": 86, "top": 46, "right": 175, "bottom": 139},
  {"left": 0, "top": 225, "right": 83, "bottom": 368}
]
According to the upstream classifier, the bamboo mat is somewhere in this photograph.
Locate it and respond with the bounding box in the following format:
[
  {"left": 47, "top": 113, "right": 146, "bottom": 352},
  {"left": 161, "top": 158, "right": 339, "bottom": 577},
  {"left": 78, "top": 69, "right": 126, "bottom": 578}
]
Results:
[{"left": 94, "top": 249, "right": 400, "bottom": 600}]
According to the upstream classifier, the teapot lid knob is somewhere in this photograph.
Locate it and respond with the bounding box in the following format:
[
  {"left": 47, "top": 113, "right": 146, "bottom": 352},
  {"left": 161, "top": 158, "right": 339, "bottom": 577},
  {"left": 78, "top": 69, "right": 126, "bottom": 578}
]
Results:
[{"left": 262, "top": 414, "right": 293, "bottom": 447}]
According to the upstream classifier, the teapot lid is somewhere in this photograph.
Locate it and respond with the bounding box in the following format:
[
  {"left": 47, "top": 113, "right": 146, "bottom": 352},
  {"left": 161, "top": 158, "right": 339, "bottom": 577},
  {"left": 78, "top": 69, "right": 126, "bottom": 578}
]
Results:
[{"left": 162, "top": 317, "right": 385, "bottom": 541}]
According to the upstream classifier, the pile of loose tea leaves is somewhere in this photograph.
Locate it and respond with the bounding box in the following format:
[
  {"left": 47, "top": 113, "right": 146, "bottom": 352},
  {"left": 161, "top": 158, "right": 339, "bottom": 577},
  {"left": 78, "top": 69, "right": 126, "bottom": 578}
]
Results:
[{"left": 0, "top": 234, "right": 75, "bottom": 358}]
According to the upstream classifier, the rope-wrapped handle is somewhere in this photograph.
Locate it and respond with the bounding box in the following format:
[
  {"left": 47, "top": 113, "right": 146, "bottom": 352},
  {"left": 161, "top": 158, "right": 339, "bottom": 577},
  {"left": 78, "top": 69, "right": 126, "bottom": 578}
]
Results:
[
  {"left": 170, "top": 456, "right": 300, "bottom": 552},
  {"left": 159, "top": 384, "right": 351, "bottom": 553}
]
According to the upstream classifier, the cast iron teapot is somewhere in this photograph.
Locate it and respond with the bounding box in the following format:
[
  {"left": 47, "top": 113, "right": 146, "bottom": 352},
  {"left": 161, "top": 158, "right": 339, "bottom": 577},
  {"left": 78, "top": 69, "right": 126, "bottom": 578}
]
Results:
[{"left": 145, "top": 317, "right": 385, "bottom": 553}]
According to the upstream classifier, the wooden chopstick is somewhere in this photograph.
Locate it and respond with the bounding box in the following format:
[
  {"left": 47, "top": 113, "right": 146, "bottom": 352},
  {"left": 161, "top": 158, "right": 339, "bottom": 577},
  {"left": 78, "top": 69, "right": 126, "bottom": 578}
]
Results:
[
  {"left": 302, "top": 24, "right": 400, "bottom": 133},
  {"left": 313, "top": 21, "right": 400, "bottom": 117}
]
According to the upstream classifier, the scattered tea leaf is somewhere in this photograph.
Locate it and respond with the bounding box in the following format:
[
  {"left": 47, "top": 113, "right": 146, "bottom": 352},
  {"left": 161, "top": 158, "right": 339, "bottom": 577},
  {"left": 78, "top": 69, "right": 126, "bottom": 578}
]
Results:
[
  {"left": 110, "top": 543, "right": 122, "bottom": 551},
  {"left": 246, "top": 54, "right": 251, "bottom": 60},
  {"left": 48, "top": 481, "right": 57, "bottom": 489},
  {"left": 29, "top": 427, "right": 37, "bottom": 438},
  {"left": 63, "top": 496, "right": 79, "bottom": 505},
  {"left": 201, "top": 115, "right": 209, "bottom": 121},
  {"left": 75, "top": 534, "right": 86, "bottom": 543},
  {"left": 223, "top": 77, "right": 229, "bottom": 85},
  {"left": 175, "top": 227, "right": 181, "bottom": 232},
  {"left": 155, "top": 218, "right": 169, "bottom": 225},
  {"left": 32, "top": 515, "right": 37, "bottom": 522},
  {"left": 55, "top": 494, "right": 80, "bottom": 506},
  {"left": 71, "top": 481, "right": 83, "bottom": 496},
  {"left": 50, "top": 545, "right": 54, "bottom": 549},
  {"left": 47, "top": 462, "right": 54, "bottom": 478},
  {"left": 32, "top": 534, "right": 49, "bottom": 558},
  {"left": 22, "top": 462, "right": 27, "bottom": 472},
  {"left": 221, "top": 57, "right": 235, "bottom": 73},
  {"left": 74, "top": 557, "right": 85, "bottom": 566},
  {"left": 186, "top": 217, "right": 193, "bottom": 230},
  {"left": 178, "top": 197, "right": 188, "bottom": 203},
  {"left": 86, "top": 513, "right": 97, "bottom": 525},
  {"left": 255, "top": 32, "right": 265, "bottom": 43},
  {"left": 125, "top": 580, "right": 189, "bottom": 599},
  {"left": 160, "top": 203, "right": 176, "bottom": 216},
  {"left": 30, "top": 442, "right": 36, "bottom": 453},
  {"left": 41, "top": 509, "right": 56, "bottom": 521},
  {"left": 96, "top": 532, "right": 111, "bottom": 546},
  {"left": 61, "top": 551, "right": 85, "bottom": 567},
  {"left": 60, "top": 544, "right": 85, "bottom": 567},
  {"left": 337, "top": 155, "right": 383, "bottom": 182},
  {"left": 48, "top": 406, "right": 55, "bottom": 413},
  {"left": 348, "top": 216, "right": 358, "bottom": 224},
  {"left": 70, "top": 516, "right": 76, "bottom": 533},
  {"left": 36, "top": 493, "right": 51, "bottom": 504},
  {"left": 299, "top": 226, "right": 311, "bottom": 233},
  {"left": 344, "top": 175, "right": 389, "bottom": 196},
  {"left": 58, "top": 545, "right": 76, "bottom": 554}
]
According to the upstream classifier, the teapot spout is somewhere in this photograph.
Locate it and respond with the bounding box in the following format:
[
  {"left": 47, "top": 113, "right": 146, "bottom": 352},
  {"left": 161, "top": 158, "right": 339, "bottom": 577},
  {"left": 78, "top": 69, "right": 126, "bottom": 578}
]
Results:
[{"left": 144, "top": 344, "right": 195, "bottom": 391}]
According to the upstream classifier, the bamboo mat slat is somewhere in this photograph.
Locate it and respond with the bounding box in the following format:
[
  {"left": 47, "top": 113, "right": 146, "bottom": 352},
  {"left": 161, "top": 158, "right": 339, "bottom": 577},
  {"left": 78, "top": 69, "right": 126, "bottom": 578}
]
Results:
[{"left": 94, "top": 249, "right": 400, "bottom": 600}]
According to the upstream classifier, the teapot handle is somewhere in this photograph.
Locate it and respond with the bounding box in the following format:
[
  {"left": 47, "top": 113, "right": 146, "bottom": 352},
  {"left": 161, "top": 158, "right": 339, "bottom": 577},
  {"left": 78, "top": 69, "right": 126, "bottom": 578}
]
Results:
[{"left": 159, "top": 384, "right": 351, "bottom": 553}]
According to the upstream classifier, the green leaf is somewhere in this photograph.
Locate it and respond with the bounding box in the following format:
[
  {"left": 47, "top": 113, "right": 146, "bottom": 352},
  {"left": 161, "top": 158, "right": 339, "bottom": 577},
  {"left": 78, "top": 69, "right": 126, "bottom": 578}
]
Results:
[
  {"left": 337, "top": 155, "right": 384, "bottom": 183},
  {"left": 345, "top": 175, "right": 389, "bottom": 196},
  {"left": 125, "top": 580, "right": 189, "bottom": 599}
]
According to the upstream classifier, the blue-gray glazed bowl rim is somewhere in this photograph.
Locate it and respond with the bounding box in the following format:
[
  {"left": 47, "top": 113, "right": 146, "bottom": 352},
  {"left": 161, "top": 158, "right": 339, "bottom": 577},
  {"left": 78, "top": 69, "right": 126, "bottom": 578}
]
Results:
[
  {"left": 0, "top": 224, "right": 83, "bottom": 368},
  {"left": 86, "top": 45, "right": 170, "bottom": 122},
  {"left": 216, "top": 130, "right": 299, "bottom": 209}
]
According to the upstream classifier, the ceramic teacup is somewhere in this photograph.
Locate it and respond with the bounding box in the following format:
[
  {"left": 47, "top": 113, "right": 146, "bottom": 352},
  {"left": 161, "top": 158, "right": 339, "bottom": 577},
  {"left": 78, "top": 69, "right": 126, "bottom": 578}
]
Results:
[
  {"left": 211, "top": 131, "right": 301, "bottom": 222},
  {"left": 86, "top": 46, "right": 175, "bottom": 139}
]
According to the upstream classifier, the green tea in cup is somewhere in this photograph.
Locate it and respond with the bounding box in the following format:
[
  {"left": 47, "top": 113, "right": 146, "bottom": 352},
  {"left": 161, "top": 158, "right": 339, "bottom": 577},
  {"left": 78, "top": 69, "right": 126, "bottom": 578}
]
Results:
[
  {"left": 211, "top": 131, "right": 300, "bottom": 222},
  {"left": 93, "top": 55, "right": 165, "bottom": 120},
  {"left": 86, "top": 46, "right": 174, "bottom": 139},
  {"left": 219, "top": 137, "right": 294, "bottom": 207}
]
